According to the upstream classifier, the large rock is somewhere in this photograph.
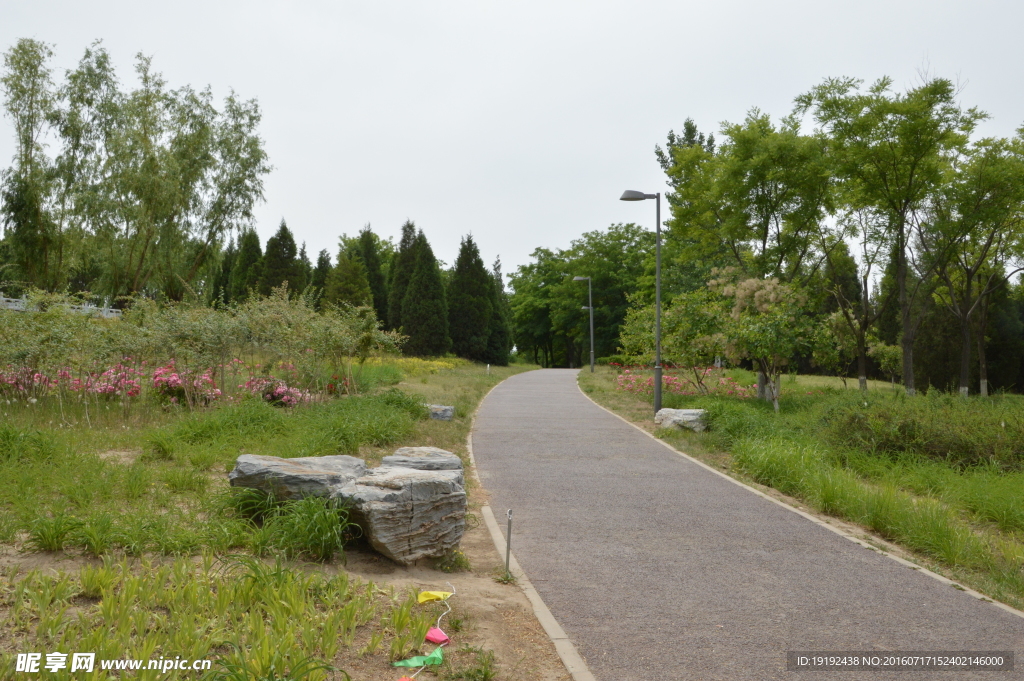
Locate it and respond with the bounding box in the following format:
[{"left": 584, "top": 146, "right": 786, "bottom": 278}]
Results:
[
  {"left": 381, "top": 446, "right": 464, "bottom": 486},
  {"left": 228, "top": 454, "right": 367, "bottom": 499},
  {"left": 427, "top": 404, "right": 455, "bottom": 421},
  {"left": 227, "top": 451, "right": 466, "bottom": 566},
  {"left": 333, "top": 467, "right": 466, "bottom": 565},
  {"left": 655, "top": 408, "right": 708, "bottom": 432}
]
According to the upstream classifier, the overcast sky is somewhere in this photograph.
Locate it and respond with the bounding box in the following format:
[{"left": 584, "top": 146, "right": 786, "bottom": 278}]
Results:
[{"left": 3, "top": 0, "right": 1023, "bottom": 279}]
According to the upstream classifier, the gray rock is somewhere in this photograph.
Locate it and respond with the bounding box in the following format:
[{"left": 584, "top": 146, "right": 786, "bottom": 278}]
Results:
[
  {"left": 333, "top": 467, "right": 466, "bottom": 565},
  {"left": 381, "top": 446, "right": 464, "bottom": 486},
  {"left": 655, "top": 408, "right": 708, "bottom": 433},
  {"left": 228, "top": 454, "right": 367, "bottom": 499},
  {"left": 427, "top": 404, "right": 455, "bottom": 421}
]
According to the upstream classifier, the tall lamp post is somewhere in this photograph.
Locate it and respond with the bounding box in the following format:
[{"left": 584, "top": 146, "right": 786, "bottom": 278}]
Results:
[
  {"left": 573, "top": 276, "right": 594, "bottom": 372},
  {"left": 620, "top": 189, "right": 662, "bottom": 415}
]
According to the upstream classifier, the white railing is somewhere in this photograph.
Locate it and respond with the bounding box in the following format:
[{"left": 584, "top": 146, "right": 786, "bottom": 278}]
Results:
[{"left": 0, "top": 295, "right": 122, "bottom": 319}]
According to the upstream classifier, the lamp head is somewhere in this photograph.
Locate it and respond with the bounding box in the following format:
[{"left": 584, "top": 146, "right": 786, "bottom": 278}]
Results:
[
  {"left": 573, "top": 276, "right": 589, "bottom": 281},
  {"left": 620, "top": 190, "right": 648, "bottom": 201}
]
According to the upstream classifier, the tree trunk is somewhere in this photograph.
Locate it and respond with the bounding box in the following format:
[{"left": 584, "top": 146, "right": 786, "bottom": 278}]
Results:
[
  {"left": 897, "top": 241, "right": 915, "bottom": 395},
  {"left": 958, "top": 316, "right": 971, "bottom": 397},
  {"left": 857, "top": 340, "right": 868, "bottom": 392},
  {"left": 757, "top": 371, "right": 768, "bottom": 401},
  {"left": 977, "top": 290, "right": 990, "bottom": 397}
]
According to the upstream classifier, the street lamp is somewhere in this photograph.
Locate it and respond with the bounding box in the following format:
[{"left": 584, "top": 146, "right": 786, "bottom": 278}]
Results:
[
  {"left": 620, "top": 189, "right": 662, "bottom": 415},
  {"left": 573, "top": 276, "right": 595, "bottom": 372}
]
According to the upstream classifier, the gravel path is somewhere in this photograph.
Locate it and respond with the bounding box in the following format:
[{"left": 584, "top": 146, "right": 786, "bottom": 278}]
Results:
[{"left": 471, "top": 369, "right": 1024, "bottom": 680}]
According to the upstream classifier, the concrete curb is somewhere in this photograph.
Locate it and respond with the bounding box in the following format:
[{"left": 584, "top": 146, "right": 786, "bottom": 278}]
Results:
[
  {"left": 576, "top": 377, "right": 1024, "bottom": 622},
  {"left": 466, "top": 371, "right": 598, "bottom": 681}
]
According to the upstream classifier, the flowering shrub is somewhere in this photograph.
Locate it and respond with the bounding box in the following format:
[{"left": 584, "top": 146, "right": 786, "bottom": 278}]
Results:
[
  {"left": 2, "top": 362, "right": 143, "bottom": 399},
  {"left": 616, "top": 367, "right": 756, "bottom": 399},
  {"left": 153, "top": 362, "right": 222, "bottom": 405},
  {"left": 244, "top": 377, "right": 310, "bottom": 407}
]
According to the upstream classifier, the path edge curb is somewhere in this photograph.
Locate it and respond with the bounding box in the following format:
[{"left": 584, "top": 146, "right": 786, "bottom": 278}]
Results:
[
  {"left": 576, "top": 376, "right": 1024, "bottom": 622},
  {"left": 467, "top": 371, "right": 598, "bottom": 681}
]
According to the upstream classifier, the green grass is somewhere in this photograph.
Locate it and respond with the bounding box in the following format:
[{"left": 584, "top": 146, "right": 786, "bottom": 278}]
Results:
[{"left": 581, "top": 366, "right": 1024, "bottom": 611}]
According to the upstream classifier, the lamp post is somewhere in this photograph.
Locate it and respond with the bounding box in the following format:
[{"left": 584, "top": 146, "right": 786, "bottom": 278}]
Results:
[
  {"left": 620, "top": 189, "right": 662, "bottom": 415},
  {"left": 573, "top": 276, "right": 594, "bottom": 372}
]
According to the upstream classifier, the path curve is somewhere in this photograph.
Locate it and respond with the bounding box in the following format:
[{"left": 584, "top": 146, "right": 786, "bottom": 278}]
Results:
[{"left": 471, "top": 369, "right": 1024, "bottom": 680}]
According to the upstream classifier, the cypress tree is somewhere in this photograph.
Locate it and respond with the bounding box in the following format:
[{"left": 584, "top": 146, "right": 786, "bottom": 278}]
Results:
[
  {"left": 448, "top": 235, "right": 493, "bottom": 360},
  {"left": 311, "top": 249, "right": 332, "bottom": 298},
  {"left": 483, "top": 257, "right": 513, "bottom": 365},
  {"left": 229, "top": 229, "right": 263, "bottom": 302},
  {"left": 211, "top": 238, "right": 237, "bottom": 305},
  {"left": 401, "top": 232, "right": 450, "bottom": 356},
  {"left": 357, "top": 225, "right": 389, "bottom": 325},
  {"left": 295, "top": 242, "right": 313, "bottom": 293},
  {"left": 258, "top": 220, "right": 300, "bottom": 295},
  {"left": 387, "top": 221, "right": 419, "bottom": 330},
  {"left": 325, "top": 249, "right": 372, "bottom": 307}
]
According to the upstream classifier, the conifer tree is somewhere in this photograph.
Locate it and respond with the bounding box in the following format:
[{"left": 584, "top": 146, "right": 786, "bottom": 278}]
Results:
[
  {"left": 211, "top": 238, "right": 237, "bottom": 305},
  {"left": 448, "top": 235, "right": 493, "bottom": 360},
  {"left": 295, "top": 242, "right": 312, "bottom": 293},
  {"left": 483, "top": 257, "right": 513, "bottom": 365},
  {"left": 258, "top": 220, "right": 300, "bottom": 295},
  {"left": 229, "top": 229, "right": 262, "bottom": 302},
  {"left": 311, "top": 249, "right": 331, "bottom": 294},
  {"left": 325, "top": 249, "right": 372, "bottom": 307},
  {"left": 387, "top": 221, "right": 418, "bottom": 330},
  {"left": 401, "top": 232, "right": 450, "bottom": 355},
  {"left": 357, "top": 225, "right": 388, "bottom": 325}
]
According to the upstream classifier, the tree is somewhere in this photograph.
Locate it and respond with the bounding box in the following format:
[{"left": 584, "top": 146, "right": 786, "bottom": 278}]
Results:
[
  {"left": 797, "top": 76, "right": 982, "bottom": 394},
  {"left": 295, "top": 242, "right": 312, "bottom": 294},
  {"left": 229, "top": 228, "right": 262, "bottom": 301},
  {"left": 210, "top": 237, "right": 236, "bottom": 305},
  {"left": 401, "top": 232, "right": 449, "bottom": 356},
  {"left": 311, "top": 249, "right": 331, "bottom": 303},
  {"left": 325, "top": 249, "right": 372, "bottom": 307},
  {"left": 355, "top": 225, "right": 389, "bottom": 325},
  {"left": 483, "top": 257, "right": 513, "bottom": 365},
  {"left": 448, "top": 235, "right": 493, "bottom": 360},
  {"left": 387, "top": 221, "right": 418, "bottom": 331},
  {"left": 712, "top": 272, "right": 813, "bottom": 412},
  {"left": 921, "top": 135, "right": 1024, "bottom": 395},
  {"left": 0, "top": 39, "right": 58, "bottom": 289},
  {"left": 0, "top": 42, "right": 270, "bottom": 299},
  {"left": 258, "top": 220, "right": 300, "bottom": 295}
]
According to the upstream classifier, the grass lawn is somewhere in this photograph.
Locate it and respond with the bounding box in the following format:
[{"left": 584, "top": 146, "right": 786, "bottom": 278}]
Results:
[
  {"left": 0, "top": 359, "right": 571, "bottom": 681},
  {"left": 579, "top": 365, "right": 1024, "bottom": 612}
]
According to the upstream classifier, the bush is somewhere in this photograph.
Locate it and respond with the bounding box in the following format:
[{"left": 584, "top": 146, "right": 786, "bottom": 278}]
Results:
[{"left": 822, "top": 392, "right": 1024, "bottom": 468}]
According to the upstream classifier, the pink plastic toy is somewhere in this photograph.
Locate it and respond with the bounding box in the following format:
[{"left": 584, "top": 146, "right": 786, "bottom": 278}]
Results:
[{"left": 425, "top": 627, "right": 450, "bottom": 644}]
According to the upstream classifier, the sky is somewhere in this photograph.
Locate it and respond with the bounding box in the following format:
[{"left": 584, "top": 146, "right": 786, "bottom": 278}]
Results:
[{"left": 3, "top": 0, "right": 1023, "bottom": 280}]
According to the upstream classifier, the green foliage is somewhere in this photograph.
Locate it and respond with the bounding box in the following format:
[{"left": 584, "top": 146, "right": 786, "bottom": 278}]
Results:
[
  {"left": 822, "top": 392, "right": 1024, "bottom": 467},
  {"left": 258, "top": 220, "right": 301, "bottom": 296},
  {"left": 483, "top": 258, "right": 513, "bottom": 366},
  {"left": 325, "top": 249, "right": 372, "bottom": 307},
  {"left": 509, "top": 223, "right": 654, "bottom": 367},
  {"left": 355, "top": 225, "right": 389, "bottom": 324},
  {"left": 230, "top": 228, "right": 264, "bottom": 302},
  {"left": 387, "top": 221, "right": 418, "bottom": 330},
  {"left": 448, "top": 235, "right": 494, "bottom": 361},
  {"left": 402, "top": 232, "right": 450, "bottom": 356},
  {"left": 1, "top": 41, "right": 271, "bottom": 299}
]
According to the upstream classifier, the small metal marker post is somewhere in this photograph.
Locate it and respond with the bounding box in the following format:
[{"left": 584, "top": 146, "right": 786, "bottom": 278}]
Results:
[{"left": 505, "top": 509, "right": 513, "bottom": 579}]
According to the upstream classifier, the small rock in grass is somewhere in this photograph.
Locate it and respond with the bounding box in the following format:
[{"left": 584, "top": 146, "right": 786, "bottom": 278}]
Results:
[
  {"left": 227, "top": 454, "right": 367, "bottom": 499},
  {"left": 654, "top": 408, "right": 708, "bottom": 433},
  {"left": 427, "top": 404, "right": 455, "bottom": 421}
]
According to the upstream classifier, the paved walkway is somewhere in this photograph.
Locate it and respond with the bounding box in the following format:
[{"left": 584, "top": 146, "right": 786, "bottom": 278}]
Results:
[{"left": 471, "top": 369, "right": 1024, "bottom": 680}]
